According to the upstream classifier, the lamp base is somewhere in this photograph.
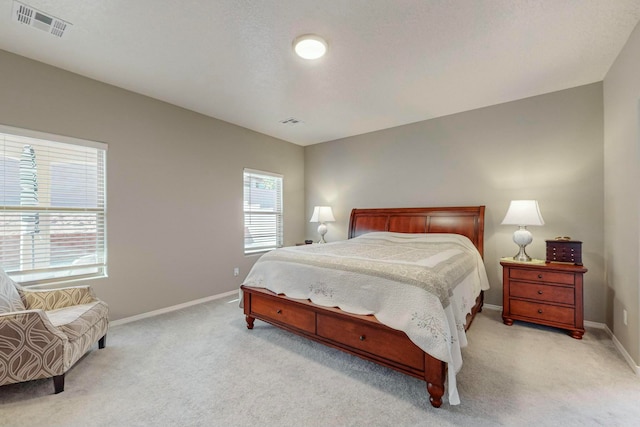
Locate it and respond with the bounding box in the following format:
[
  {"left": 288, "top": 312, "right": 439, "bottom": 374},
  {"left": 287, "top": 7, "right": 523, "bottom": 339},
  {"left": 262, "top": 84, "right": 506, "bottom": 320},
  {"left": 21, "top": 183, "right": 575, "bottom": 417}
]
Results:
[
  {"left": 511, "top": 226, "right": 533, "bottom": 262},
  {"left": 512, "top": 245, "right": 532, "bottom": 262},
  {"left": 317, "top": 223, "right": 327, "bottom": 244}
]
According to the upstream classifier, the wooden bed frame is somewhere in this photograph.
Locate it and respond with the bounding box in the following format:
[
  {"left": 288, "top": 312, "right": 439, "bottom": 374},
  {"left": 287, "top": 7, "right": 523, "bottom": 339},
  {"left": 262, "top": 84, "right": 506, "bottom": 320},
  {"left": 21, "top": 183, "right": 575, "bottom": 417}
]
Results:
[{"left": 242, "top": 206, "right": 485, "bottom": 407}]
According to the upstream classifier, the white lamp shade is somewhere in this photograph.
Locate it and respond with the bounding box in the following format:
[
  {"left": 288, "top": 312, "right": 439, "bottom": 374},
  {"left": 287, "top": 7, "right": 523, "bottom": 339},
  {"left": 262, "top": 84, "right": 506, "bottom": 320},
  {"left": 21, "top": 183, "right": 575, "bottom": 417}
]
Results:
[
  {"left": 310, "top": 206, "right": 335, "bottom": 223},
  {"left": 501, "top": 200, "right": 545, "bottom": 226}
]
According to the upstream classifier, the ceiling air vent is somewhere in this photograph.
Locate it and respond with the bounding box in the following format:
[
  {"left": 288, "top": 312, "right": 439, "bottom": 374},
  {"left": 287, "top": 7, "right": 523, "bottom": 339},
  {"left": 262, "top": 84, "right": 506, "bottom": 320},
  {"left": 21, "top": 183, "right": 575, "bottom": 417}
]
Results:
[
  {"left": 279, "top": 117, "right": 304, "bottom": 126},
  {"left": 12, "top": 1, "right": 71, "bottom": 38}
]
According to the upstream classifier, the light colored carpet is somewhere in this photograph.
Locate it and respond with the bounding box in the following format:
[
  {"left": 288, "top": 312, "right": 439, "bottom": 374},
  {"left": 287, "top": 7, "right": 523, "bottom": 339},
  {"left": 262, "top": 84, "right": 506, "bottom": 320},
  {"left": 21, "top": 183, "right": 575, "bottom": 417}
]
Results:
[{"left": 1, "top": 297, "right": 639, "bottom": 427}]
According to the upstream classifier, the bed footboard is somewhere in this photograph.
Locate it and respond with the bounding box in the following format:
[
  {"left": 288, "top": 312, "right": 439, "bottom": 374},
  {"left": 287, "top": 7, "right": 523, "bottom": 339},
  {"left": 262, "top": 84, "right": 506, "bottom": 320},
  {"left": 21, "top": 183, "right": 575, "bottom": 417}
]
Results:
[{"left": 242, "top": 286, "right": 483, "bottom": 408}]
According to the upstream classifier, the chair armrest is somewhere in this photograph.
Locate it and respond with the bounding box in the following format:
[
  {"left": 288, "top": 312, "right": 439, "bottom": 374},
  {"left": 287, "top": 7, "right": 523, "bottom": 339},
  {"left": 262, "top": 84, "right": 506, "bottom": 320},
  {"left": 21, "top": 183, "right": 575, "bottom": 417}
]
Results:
[
  {"left": 19, "top": 286, "right": 97, "bottom": 311},
  {"left": 0, "top": 310, "right": 68, "bottom": 381},
  {"left": 0, "top": 309, "right": 68, "bottom": 345}
]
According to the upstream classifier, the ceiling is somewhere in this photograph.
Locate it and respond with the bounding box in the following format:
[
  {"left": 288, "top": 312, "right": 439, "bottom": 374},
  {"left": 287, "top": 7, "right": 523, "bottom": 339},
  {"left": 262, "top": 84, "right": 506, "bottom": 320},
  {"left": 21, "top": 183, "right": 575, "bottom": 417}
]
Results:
[{"left": 1, "top": 1, "right": 639, "bottom": 146}]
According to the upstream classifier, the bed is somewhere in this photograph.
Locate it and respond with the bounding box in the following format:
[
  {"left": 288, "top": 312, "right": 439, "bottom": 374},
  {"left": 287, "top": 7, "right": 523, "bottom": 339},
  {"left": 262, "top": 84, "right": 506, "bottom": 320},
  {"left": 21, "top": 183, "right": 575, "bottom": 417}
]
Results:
[{"left": 241, "top": 206, "right": 488, "bottom": 407}]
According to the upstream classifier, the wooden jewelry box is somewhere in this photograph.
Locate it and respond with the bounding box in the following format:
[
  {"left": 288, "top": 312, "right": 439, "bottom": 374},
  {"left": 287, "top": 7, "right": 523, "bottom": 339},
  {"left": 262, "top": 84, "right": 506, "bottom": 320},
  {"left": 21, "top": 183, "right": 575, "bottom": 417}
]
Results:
[{"left": 546, "top": 238, "right": 582, "bottom": 265}]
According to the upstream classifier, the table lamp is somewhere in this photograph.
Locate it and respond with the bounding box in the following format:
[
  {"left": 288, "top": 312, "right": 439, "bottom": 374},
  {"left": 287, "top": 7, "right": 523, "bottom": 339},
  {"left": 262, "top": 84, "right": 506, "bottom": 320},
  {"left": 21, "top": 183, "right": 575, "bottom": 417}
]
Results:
[
  {"left": 309, "top": 206, "right": 335, "bottom": 243},
  {"left": 501, "top": 200, "right": 545, "bottom": 262}
]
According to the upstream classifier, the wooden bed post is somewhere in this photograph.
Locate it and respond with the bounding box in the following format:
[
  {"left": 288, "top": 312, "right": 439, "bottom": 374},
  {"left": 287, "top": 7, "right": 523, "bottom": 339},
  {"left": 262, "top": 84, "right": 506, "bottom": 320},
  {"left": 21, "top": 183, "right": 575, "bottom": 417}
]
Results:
[
  {"left": 243, "top": 293, "right": 255, "bottom": 329},
  {"left": 245, "top": 316, "right": 255, "bottom": 329},
  {"left": 425, "top": 354, "right": 446, "bottom": 408}
]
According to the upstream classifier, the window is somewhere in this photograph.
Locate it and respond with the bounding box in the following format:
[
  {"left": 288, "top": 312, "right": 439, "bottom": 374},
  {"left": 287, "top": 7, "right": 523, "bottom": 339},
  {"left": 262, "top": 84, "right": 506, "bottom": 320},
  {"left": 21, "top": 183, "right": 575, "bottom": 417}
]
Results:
[
  {"left": 0, "top": 125, "right": 107, "bottom": 286},
  {"left": 243, "top": 169, "right": 283, "bottom": 254}
]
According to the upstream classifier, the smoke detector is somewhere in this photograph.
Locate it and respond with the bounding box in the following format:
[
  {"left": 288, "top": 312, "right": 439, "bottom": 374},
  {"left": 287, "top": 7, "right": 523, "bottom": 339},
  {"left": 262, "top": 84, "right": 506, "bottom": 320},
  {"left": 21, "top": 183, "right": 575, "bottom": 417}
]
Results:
[{"left": 12, "top": 1, "right": 71, "bottom": 38}]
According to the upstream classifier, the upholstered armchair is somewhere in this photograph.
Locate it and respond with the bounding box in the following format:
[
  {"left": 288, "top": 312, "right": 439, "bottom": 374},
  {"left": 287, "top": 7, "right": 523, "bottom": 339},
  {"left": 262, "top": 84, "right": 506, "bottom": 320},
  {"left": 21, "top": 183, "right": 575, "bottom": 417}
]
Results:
[{"left": 0, "top": 268, "right": 109, "bottom": 393}]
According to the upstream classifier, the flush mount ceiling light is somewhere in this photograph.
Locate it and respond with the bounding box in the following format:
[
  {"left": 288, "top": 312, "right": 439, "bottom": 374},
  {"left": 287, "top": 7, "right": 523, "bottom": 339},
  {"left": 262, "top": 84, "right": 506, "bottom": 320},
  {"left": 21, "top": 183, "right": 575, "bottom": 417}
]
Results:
[{"left": 293, "top": 34, "right": 328, "bottom": 60}]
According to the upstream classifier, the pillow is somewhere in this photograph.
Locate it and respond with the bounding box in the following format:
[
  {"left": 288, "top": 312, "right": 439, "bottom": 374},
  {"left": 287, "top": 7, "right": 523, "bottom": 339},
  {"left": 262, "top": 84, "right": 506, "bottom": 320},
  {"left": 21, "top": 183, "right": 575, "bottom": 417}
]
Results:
[{"left": 0, "top": 268, "right": 26, "bottom": 313}]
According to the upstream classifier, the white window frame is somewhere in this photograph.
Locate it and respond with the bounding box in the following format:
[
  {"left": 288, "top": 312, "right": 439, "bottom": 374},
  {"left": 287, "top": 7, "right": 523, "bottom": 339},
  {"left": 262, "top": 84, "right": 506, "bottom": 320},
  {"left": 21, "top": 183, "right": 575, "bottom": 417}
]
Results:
[
  {"left": 0, "top": 124, "right": 107, "bottom": 286},
  {"left": 243, "top": 168, "right": 283, "bottom": 255}
]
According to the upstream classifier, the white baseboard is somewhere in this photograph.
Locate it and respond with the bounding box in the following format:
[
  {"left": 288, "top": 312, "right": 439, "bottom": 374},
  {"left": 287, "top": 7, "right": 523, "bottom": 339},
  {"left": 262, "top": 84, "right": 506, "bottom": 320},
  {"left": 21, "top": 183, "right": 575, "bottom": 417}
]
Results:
[
  {"left": 602, "top": 325, "right": 640, "bottom": 377},
  {"left": 485, "top": 304, "right": 639, "bottom": 377},
  {"left": 110, "top": 289, "right": 238, "bottom": 327},
  {"left": 584, "top": 319, "right": 606, "bottom": 329}
]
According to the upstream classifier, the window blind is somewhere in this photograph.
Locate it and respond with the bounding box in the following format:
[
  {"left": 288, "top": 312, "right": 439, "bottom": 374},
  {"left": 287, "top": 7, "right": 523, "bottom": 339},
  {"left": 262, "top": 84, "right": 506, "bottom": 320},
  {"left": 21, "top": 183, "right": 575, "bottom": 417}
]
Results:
[
  {"left": 0, "top": 125, "right": 107, "bottom": 286},
  {"left": 243, "top": 168, "right": 283, "bottom": 254}
]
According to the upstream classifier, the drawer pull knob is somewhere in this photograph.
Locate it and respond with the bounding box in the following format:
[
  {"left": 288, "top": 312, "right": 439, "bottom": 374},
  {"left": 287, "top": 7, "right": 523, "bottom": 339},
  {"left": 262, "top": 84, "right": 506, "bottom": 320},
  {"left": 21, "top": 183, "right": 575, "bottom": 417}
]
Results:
[
  {"left": 537, "top": 309, "right": 543, "bottom": 314},
  {"left": 537, "top": 290, "right": 543, "bottom": 295},
  {"left": 538, "top": 274, "right": 543, "bottom": 279},
  {"left": 359, "top": 335, "right": 366, "bottom": 341},
  {"left": 276, "top": 309, "right": 282, "bottom": 314}
]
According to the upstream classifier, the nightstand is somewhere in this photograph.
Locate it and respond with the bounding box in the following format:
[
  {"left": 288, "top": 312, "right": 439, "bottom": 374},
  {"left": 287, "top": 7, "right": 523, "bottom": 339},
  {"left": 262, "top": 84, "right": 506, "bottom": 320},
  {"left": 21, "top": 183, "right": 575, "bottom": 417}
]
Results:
[{"left": 501, "top": 259, "right": 587, "bottom": 339}]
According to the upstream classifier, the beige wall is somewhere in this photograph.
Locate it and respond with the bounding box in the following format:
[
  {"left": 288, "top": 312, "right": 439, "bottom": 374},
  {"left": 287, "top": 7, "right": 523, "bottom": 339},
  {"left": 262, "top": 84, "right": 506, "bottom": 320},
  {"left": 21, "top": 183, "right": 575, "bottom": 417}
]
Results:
[
  {"left": 604, "top": 22, "right": 640, "bottom": 364},
  {"left": 305, "top": 83, "right": 605, "bottom": 323},
  {"left": 1, "top": 45, "right": 621, "bottom": 351},
  {"left": 0, "top": 49, "right": 305, "bottom": 321}
]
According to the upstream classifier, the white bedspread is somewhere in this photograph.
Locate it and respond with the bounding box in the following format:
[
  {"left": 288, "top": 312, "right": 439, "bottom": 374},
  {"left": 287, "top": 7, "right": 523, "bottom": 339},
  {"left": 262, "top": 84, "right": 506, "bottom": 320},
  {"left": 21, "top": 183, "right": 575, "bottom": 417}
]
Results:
[{"left": 241, "top": 232, "right": 490, "bottom": 405}]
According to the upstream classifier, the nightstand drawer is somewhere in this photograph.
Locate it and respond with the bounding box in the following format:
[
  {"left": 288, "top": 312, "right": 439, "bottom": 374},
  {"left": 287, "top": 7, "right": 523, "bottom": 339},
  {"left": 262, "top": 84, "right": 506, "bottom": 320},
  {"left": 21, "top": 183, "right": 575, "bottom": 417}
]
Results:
[
  {"left": 510, "top": 300, "right": 575, "bottom": 325},
  {"left": 509, "top": 269, "right": 575, "bottom": 285},
  {"left": 510, "top": 281, "right": 574, "bottom": 304}
]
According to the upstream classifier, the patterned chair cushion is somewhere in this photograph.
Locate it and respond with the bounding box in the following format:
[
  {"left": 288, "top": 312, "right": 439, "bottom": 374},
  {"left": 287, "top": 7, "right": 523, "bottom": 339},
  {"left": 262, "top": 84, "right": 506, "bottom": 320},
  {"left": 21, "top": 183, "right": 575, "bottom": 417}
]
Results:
[
  {"left": 46, "top": 301, "right": 109, "bottom": 341},
  {"left": 0, "top": 269, "right": 25, "bottom": 314}
]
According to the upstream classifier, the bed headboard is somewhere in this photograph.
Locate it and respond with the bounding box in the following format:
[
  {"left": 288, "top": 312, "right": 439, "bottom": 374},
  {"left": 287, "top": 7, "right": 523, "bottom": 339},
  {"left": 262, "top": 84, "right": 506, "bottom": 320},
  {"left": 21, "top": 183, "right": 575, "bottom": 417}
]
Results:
[{"left": 348, "top": 206, "right": 485, "bottom": 258}]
